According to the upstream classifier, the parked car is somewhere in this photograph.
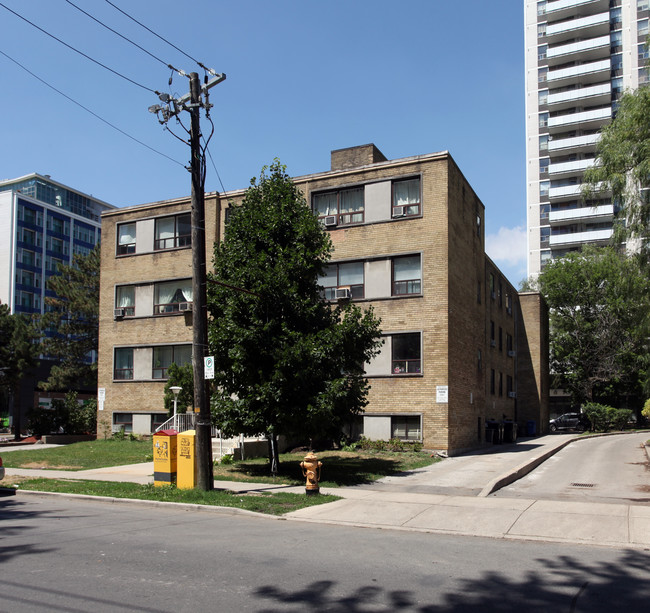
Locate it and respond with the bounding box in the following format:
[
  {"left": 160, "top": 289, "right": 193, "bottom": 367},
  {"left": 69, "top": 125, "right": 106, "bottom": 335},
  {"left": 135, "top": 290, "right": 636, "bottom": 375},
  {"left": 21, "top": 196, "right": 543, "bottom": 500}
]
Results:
[
  {"left": 0, "top": 456, "right": 4, "bottom": 481},
  {"left": 549, "top": 412, "right": 588, "bottom": 432}
]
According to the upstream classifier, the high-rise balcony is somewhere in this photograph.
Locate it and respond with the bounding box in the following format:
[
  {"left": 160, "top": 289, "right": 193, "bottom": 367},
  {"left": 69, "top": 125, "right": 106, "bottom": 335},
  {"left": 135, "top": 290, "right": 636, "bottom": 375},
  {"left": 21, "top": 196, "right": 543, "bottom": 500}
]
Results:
[
  {"left": 548, "top": 158, "right": 596, "bottom": 177},
  {"left": 549, "top": 203, "right": 614, "bottom": 223},
  {"left": 549, "top": 227, "right": 613, "bottom": 246},
  {"left": 548, "top": 106, "right": 611, "bottom": 131},
  {"left": 545, "top": 0, "right": 609, "bottom": 21},
  {"left": 547, "top": 59, "right": 610, "bottom": 86},
  {"left": 545, "top": 12, "right": 609, "bottom": 43},
  {"left": 547, "top": 82, "right": 611, "bottom": 110},
  {"left": 548, "top": 133, "right": 600, "bottom": 152},
  {"left": 548, "top": 184, "right": 582, "bottom": 199},
  {"left": 546, "top": 35, "right": 610, "bottom": 65}
]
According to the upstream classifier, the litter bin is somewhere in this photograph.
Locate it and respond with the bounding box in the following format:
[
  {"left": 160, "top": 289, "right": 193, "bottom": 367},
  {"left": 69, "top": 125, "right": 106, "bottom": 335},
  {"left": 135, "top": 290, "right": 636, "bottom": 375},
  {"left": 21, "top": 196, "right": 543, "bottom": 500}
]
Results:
[
  {"left": 526, "top": 420, "right": 536, "bottom": 436},
  {"left": 503, "top": 421, "right": 517, "bottom": 443},
  {"left": 486, "top": 421, "right": 503, "bottom": 444},
  {"left": 153, "top": 429, "right": 178, "bottom": 486}
]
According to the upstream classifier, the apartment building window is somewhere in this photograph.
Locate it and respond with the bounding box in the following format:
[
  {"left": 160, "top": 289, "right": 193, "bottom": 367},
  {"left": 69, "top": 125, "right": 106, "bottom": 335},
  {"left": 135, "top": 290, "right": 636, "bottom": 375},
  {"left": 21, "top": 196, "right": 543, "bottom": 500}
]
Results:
[
  {"left": 538, "top": 90, "right": 548, "bottom": 106},
  {"left": 154, "top": 279, "right": 193, "bottom": 314},
  {"left": 640, "top": 67, "right": 650, "bottom": 85},
  {"left": 477, "top": 349, "right": 482, "bottom": 373},
  {"left": 115, "top": 286, "right": 135, "bottom": 317},
  {"left": 155, "top": 213, "right": 191, "bottom": 250},
  {"left": 392, "top": 255, "right": 421, "bottom": 296},
  {"left": 499, "top": 327, "right": 503, "bottom": 351},
  {"left": 507, "top": 333, "right": 514, "bottom": 355},
  {"left": 313, "top": 187, "right": 364, "bottom": 226},
  {"left": 392, "top": 178, "right": 421, "bottom": 217},
  {"left": 499, "top": 372, "right": 503, "bottom": 397},
  {"left": 117, "top": 223, "right": 136, "bottom": 255},
  {"left": 638, "top": 19, "right": 649, "bottom": 37},
  {"left": 22, "top": 206, "right": 42, "bottom": 226},
  {"left": 114, "top": 348, "right": 134, "bottom": 380},
  {"left": 391, "top": 416, "right": 421, "bottom": 441},
  {"left": 489, "top": 273, "right": 495, "bottom": 299},
  {"left": 507, "top": 375, "right": 514, "bottom": 398},
  {"left": 538, "top": 44, "right": 547, "bottom": 61},
  {"left": 47, "top": 256, "right": 65, "bottom": 273},
  {"left": 113, "top": 413, "right": 133, "bottom": 433},
  {"left": 537, "top": 1, "right": 546, "bottom": 17},
  {"left": 537, "top": 22, "right": 546, "bottom": 38},
  {"left": 490, "top": 369, "right": 495, "bottom": 395},
  {"left": 392, "top": 333, "right": 421, "bottom": 374},
  {"left": 639, "top": 0, "right": 650, "bottom": 11},
  {"left": 540, "top": 181, "right": 550, "bottom": 198},
  {"left": 538, "top": 112, "right": 548, "bottom": 128},
  {"left": 152, "top": 345, "right": 192, "bottom": 379},
  {"left": 506, "top": 293, "right": 513, "bottom": 315},
  {"left": 539, "top": 135, "right": 549, "bottom": 151},
  {"left": 538, "top": 67, "right": 547, "bottom": 83},
  {"left": 21, "top": 249, "right": 38, "bottom": 267},
  {"left": 320, "top": 262, "right": 364, "bottom": 300},
  {"left": 490, "top": 321, "right": 495, "bottom": 347}
]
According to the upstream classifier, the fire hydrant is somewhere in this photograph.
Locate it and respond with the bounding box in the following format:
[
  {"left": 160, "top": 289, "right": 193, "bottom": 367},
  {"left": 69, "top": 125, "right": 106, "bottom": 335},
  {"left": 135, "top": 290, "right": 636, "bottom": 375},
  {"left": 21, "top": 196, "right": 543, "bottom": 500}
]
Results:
[{"left": 300, "top": 451, "right": 322, "bottom": 495}]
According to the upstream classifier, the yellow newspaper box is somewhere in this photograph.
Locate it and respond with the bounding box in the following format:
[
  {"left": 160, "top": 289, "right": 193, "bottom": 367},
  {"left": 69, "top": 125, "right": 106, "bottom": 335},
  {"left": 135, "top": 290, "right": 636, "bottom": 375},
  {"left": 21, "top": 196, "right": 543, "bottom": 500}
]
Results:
[
  {"left": 177, "top": 429, "right": 197, "bottom": 489},
  {"left": 153, "top": 429, "right": 177, "bottom": 486}
]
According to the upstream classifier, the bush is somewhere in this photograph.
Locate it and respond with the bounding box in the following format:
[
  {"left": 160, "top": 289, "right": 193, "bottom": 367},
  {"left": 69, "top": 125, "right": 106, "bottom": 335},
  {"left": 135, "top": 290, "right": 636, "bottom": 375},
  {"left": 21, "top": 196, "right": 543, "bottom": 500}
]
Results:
[
  {"left": 583, "top": 402, "right": 632, "bottom": 432},
  {"left": 27, "top": 392, "right": 97, "bottom": 435},
  {"left": 346, "top": 436, "right": 423, "bottom": 453}
]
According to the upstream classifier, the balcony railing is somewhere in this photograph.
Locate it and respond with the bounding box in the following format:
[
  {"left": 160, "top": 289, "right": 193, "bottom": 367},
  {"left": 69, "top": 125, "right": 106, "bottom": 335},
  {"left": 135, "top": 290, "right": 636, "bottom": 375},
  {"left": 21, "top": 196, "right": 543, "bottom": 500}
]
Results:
[
  {"left": 548, "top": 133, "right": 600, "bottom": 151},
  {"left": 549, "top": 227, "right": 613, "bottom": 246},
  {"left": 549, "top": 204, "right": 614, "bottom": 222}
]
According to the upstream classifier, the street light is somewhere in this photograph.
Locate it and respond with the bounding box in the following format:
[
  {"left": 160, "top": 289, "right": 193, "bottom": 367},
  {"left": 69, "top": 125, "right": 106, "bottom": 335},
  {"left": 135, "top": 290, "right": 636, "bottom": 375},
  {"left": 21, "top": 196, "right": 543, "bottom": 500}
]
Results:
[{"left": 170, "top": 386, "right": 182, "bottom": 431}]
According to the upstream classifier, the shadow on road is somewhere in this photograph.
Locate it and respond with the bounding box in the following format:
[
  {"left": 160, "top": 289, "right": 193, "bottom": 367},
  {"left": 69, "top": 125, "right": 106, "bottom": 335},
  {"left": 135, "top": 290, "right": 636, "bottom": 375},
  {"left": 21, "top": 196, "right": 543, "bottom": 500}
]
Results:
[{"left": 253, "top": 549, "right": 650, "bottom": 612}]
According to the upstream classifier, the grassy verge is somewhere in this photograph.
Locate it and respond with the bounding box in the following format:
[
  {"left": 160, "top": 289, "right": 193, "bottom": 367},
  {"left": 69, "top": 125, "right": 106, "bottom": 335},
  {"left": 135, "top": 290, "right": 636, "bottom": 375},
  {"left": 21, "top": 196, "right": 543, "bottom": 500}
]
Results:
[
  {"left": 214, "top": 450, "right": 438, "bottom": 487},
  {"left": 12, "top": 478, "right": 338, "bottom": 515},
  {"left": 1, "top": 439, "right": 152, "bottom": 470}
]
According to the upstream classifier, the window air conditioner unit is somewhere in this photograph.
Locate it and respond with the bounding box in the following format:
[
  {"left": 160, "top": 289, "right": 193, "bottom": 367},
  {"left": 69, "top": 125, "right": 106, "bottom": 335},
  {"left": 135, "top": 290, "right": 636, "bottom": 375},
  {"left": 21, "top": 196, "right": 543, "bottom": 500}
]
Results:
[
  {"left": 324, "top": 216, "right": 337, "bottom": 227},
  {"left": 508, "top": 391, "right": 516, "bottom": 399},
  {"left": 392, "top": 206, "right": 406, "bottom": 218},
  {"left": 334, "top": 288, "right": 351, "bottom": 300},
  {"left": 179, "top": 302, "right": 193, "bottom": 312},
  {"left": 114, "top": 308, "right": 125, "bottom": 319},
  {"left": 508, "top": 350, "right": 516, "bottom": 357}
]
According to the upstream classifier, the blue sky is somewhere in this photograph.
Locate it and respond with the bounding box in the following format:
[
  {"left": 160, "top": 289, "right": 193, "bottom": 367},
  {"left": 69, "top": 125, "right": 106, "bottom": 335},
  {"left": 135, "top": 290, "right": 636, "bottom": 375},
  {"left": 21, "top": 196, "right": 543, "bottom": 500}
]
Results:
[{"left": 0, "top": 0, "right": 528, "bottom": 286}]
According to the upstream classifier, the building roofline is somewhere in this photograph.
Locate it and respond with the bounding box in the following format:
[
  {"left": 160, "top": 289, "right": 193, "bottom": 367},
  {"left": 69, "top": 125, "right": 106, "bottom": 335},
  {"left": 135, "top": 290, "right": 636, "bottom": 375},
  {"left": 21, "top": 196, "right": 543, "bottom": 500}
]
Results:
[
  {"left": 0, "top": 172, "right": 116, "bottom": 209},
  {"left": 102, "top": 149, "right": 454, "bottom": 216}
]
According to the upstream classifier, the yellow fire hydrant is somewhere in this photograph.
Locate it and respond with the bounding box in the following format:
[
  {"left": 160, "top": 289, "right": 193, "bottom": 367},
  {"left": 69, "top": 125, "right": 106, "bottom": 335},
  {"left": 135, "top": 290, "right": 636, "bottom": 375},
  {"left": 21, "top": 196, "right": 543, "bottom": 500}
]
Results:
[{"left": 300, "top": 451, "right": 322, "bottom": 495}]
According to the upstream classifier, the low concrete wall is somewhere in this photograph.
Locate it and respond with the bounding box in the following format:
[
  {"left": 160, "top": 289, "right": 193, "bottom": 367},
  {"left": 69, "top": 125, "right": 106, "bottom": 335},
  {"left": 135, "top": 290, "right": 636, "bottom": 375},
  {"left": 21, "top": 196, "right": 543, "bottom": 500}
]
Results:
[{"left": 41, "top": 434, "right": 96, "bottom": 445}]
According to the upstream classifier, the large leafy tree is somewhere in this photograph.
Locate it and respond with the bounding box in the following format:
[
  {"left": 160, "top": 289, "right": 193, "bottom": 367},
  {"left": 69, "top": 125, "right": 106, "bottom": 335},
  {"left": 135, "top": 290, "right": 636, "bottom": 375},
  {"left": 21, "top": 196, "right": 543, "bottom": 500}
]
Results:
[
  {"left": 38, "top": 244, "right": 100, "bottom": 391},
  {"left": 207, "top": 161, "right": 382, "bottom": 472},
  {"left": 583, "top": 87, "right": 650, "bottom": 260},
  {"left": 0, "top": 302, "right": 39, "bottom": 439},
  {"left": 537, "top": 246, "right": 650, "bottom": 406}
]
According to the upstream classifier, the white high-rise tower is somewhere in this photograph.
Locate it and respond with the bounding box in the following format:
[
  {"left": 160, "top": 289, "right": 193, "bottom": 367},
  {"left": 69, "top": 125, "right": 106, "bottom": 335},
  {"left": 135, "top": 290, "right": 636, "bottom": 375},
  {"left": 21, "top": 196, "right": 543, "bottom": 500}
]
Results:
[{"left": 525, "top": 0, "right": 649, "bottom": 278}]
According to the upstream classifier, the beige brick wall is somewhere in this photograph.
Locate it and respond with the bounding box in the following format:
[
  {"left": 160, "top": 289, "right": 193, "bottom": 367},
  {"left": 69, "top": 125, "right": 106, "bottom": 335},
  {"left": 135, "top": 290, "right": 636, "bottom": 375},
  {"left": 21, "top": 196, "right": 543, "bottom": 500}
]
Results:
[{"left": 97, "top": 147, "right": 549, "bottom": 453}]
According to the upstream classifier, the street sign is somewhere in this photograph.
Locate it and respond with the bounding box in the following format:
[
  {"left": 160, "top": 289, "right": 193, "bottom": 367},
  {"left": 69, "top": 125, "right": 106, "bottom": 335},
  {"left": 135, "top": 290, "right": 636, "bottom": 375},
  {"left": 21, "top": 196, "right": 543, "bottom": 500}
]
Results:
[{"left": 204, "top": 356, "right": 215, "bottom": 379}]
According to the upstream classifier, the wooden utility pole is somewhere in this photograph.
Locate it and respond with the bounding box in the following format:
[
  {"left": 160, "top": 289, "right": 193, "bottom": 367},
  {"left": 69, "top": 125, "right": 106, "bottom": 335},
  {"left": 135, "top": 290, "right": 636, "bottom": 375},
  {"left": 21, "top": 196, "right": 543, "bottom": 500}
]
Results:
[
  {"left": 188, "top": 72, "right": 213, "bottom": 490},
  {"left": 149, "top": 67, "right": 225, "bottom": 491}
]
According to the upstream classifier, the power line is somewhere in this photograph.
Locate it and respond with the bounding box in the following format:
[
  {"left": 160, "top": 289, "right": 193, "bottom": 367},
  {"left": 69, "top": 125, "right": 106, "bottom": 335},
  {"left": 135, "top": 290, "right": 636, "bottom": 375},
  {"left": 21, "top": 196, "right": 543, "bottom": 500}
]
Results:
[
  {"left": 0, "top": 48, "right": 184, "bottom": 168},
  {"left": 63, "top": 0, "right": 182, "bottom": 75},
  {"left": 0, "top": 1, "right": 160, "bottom": 94},
  {"left": 103, "top": 0, "right": 202, "bottom": 69}
]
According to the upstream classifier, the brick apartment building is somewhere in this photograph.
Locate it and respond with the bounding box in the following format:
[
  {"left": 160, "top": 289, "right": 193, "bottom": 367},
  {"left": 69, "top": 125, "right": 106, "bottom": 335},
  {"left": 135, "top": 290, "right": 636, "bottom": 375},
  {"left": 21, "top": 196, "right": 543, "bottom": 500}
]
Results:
[{"left": 97, "top": 144, "right": 549, "bottom": 453}]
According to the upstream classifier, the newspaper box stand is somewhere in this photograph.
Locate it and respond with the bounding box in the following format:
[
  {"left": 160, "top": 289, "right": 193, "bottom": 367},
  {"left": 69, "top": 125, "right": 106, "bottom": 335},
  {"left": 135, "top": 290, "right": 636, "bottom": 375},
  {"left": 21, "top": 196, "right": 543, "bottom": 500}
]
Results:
[{"left": 153, "top": 429, "right": 178, "bottom": 486}]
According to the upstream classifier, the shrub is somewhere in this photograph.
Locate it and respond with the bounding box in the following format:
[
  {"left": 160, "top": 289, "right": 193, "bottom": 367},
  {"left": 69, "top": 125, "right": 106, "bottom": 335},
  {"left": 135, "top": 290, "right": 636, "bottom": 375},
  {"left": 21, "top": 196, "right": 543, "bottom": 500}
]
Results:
[
  {"left": 347, "top": 436, "right": 423, "bottom": 453},
  {"left": 583, "top": 402, "right": 632, "bottom": 432},
  {"left": 27, "top": 392, "right": 97, "bottom": 435}
]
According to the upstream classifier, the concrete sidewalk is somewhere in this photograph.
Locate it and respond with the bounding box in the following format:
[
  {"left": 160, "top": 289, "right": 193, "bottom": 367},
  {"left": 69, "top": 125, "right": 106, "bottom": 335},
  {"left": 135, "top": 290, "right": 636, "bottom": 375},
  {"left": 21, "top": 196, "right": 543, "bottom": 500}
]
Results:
[{"left": 4, "top": 434, "right": 650, "bottom": 548}]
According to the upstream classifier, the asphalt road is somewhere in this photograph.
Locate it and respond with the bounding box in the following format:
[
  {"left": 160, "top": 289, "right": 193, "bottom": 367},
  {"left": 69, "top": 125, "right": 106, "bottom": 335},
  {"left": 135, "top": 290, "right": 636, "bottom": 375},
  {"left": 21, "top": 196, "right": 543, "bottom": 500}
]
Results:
[
  {"left": 2, "top": 494, "right": 650, "bottom": 612},
  {"left": 494, "top": 432, "right": 650, "bottom": 505}
]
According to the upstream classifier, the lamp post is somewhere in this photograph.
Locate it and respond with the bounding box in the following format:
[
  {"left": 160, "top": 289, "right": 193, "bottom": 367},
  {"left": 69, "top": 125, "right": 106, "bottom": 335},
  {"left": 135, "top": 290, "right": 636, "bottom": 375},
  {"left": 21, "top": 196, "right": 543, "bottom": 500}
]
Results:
[{"left": 170, "top": 386, "right": 182, "bottom": 431}]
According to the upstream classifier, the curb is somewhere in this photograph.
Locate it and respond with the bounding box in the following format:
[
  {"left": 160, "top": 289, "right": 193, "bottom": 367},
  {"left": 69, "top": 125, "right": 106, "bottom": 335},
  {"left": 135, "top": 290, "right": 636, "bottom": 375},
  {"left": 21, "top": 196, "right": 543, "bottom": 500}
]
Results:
[{"left": 13, "top": 488, "right": 284, "bottom": 520}]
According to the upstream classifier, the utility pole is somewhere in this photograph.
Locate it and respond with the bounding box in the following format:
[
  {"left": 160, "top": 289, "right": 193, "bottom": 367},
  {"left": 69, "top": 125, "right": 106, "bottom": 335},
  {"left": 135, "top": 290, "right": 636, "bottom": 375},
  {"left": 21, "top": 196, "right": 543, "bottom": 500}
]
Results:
[{"left": 149, "top": 68, "right": 225, "bottom": 491}]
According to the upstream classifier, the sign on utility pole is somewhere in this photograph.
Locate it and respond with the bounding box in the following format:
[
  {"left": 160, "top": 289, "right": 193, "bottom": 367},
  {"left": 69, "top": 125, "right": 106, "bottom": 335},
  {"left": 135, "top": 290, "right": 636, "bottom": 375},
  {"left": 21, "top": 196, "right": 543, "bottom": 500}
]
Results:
[{"left": 149, "top": 68, "right": 225, "bottom": 491}]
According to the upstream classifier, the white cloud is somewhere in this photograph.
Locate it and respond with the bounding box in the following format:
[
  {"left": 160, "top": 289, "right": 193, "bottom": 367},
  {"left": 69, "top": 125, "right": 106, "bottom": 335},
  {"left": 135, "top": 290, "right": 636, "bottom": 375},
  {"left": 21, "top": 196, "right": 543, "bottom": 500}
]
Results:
[
  {"left": 485, "top": 226, "right": 528, "bottom": 287},
  {"left": 485, "top": 225, "right": 527, "bottom": 266}
]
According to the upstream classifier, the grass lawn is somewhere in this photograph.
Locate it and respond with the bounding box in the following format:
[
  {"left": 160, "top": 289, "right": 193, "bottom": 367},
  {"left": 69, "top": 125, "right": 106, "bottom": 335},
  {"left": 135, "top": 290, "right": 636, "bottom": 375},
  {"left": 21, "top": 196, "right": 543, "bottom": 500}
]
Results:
[
  {"left": 1, "top": 439, "right": 152, "bottom": 470},
  {"left": 9, "top": 478, "right": 338, "bottom": 515},
  {"left": 214, "top": 449, "right": 439, "bottom": 487}
]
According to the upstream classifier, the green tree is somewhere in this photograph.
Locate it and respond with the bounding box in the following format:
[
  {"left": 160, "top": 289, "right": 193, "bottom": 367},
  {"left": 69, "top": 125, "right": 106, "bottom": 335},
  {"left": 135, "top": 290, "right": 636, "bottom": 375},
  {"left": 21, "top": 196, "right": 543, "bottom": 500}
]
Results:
[
  {"left": 38, "top": 244, "right": 100, "bottom": 391},
  {"left": 537, "top": 246, "right": 650, "bottom": 406},
  {"left": 0, "top": 302, "right": 40, "bottom": 439},
  {"left": 163, "top": 363, "right": 195, "bottom": 417},
  {"left": 207, "top": 161, "right": 383, "bottom": 473},
  {"left": 583, "top": 87, "right": 650, "bottom": 259}
]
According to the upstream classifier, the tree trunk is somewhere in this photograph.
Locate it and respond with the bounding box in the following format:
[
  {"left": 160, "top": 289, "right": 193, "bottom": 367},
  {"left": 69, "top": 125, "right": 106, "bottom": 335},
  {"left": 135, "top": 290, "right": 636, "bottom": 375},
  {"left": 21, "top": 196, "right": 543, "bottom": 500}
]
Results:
[
  {"left": 267, "top": 433, "right": 279, "bottom": 477},
  {"left": 12, "top": 382, "right": 20, "bottom": 441}
]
